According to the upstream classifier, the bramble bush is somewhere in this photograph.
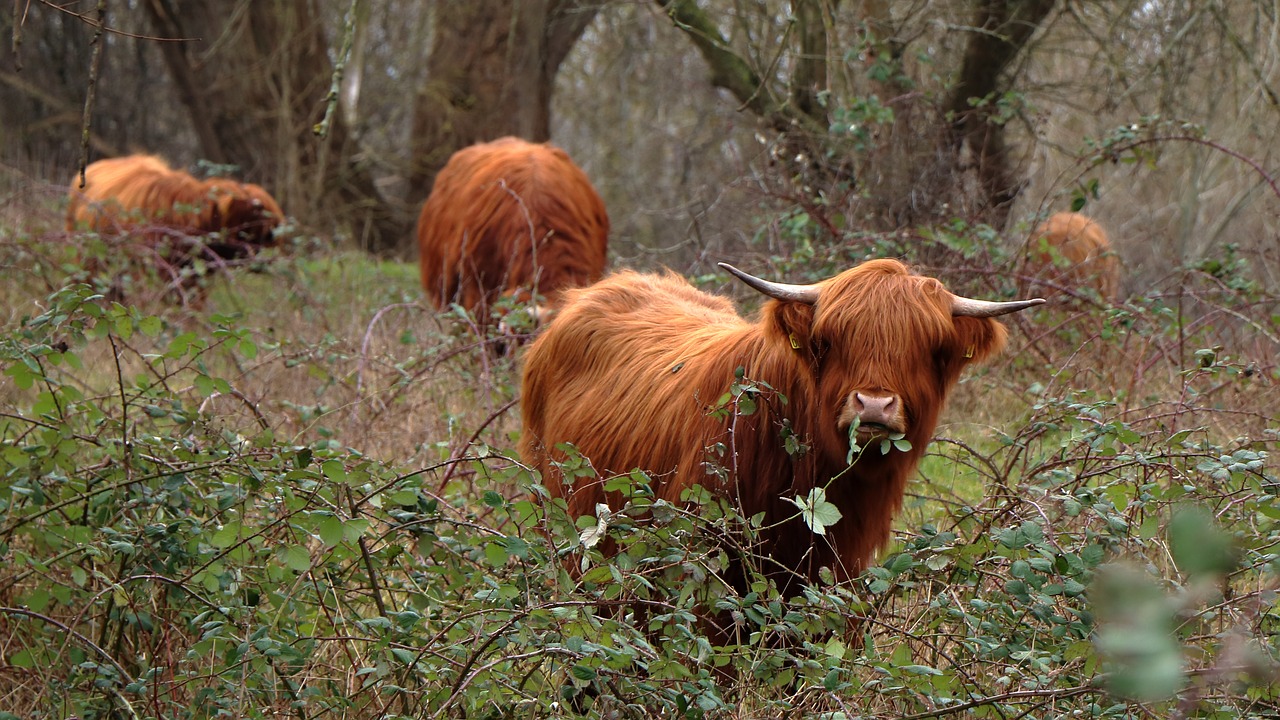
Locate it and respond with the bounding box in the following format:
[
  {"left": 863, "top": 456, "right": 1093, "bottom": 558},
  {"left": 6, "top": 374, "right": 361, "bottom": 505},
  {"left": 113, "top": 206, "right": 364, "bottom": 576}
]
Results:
[{"left": 1, "top": 213, "right": 1278, "bottom": 718}]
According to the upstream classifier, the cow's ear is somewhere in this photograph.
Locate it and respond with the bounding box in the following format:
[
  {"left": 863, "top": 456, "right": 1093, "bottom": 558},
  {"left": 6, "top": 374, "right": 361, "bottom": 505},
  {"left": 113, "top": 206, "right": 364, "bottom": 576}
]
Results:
[
  {"left": 952, "top": 316, "right": 1008, "bottom": 366},
  {"left": 210, "top": 194, "right": 234, "bottom": 226},
  {"left": 767, "top": 300, "right": 820, "bottom": 360}
]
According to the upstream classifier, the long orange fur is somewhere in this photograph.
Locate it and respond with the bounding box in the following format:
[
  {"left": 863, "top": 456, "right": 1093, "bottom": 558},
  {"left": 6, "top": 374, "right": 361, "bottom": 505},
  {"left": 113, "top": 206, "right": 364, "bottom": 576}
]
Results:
[
  {"left": 416, "top": 137, "right": 609, "bottom": 324},
  {"left": 67, "top": 154, "right": 283, "bottom": 245},
  {"left": 520, "top": 259, "right": 1010, "bottom": 596},
  {"left": 66, "top": 154, "right": 284, "bottom": 301},
  {"left": 1023, "top": 212, "right": 1120, "bottom": 300}
]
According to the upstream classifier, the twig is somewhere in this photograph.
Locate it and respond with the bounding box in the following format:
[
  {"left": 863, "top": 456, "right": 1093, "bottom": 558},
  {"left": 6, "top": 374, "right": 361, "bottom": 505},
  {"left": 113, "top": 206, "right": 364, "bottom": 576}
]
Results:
[
  {"left": 1103, "top": 135, "right": 1280, "bottom": 202},
  {"left": 314, "top": 0, "right": 360, "bottom": 138},
  {"left": 436, "top": 396, "right": 520, "bottom": 494},
  {"left": 77, "top": 0, "right": 107, "bottom": 189},
  {"left": 895, "top": 682, "right": 1098, "bottom": 720},
  {"left": 353, "top": 301, "right": 421, "bottom": 405},
  {"left": 199, "top": 386, "right": 270, "bottom": 429},
  {"left": 11, "top": 0, "right": 24, "bottom": 70},
  {"left": 0, "top": 606, "right": 136, "bottom": 700}
]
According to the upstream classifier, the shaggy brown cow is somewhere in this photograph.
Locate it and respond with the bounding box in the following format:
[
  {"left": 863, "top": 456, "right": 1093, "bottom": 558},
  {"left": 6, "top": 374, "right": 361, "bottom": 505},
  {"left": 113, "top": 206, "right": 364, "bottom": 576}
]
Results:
[
  {"left": 67, "top": 154, "right": 284, "bottom": 302},
  {"left": 416, "top": 137, "right": 609, "bottom": 331},
  {"left": 520, "top": 260, "right": 1042, "bottom": 606},
  {"left": 1021, "top": 212, "right": 1120, "bottom": 301}
]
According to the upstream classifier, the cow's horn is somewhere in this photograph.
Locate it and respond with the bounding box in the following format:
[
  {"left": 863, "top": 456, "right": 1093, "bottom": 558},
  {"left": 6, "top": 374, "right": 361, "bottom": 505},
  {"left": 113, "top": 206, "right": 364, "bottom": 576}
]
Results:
[
  {"left": 719, "top": 263, "right": 821, "bottom": 304},
  {"left": 950, "top": 295, "right": 1045, "bottom": 317}
]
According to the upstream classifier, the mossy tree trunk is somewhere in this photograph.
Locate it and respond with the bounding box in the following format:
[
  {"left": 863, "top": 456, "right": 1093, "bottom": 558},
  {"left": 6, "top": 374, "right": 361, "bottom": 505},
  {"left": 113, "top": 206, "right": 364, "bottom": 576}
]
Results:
[{"left": 404, "top": 0, "right": 600, "bottom": 210}]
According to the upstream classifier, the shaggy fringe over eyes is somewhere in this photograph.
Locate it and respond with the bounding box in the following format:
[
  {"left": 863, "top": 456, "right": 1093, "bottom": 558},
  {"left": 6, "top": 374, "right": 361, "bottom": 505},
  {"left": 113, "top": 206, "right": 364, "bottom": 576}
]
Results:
[{"left": 811, "top": 259, "right": 957, "bottom": 356}]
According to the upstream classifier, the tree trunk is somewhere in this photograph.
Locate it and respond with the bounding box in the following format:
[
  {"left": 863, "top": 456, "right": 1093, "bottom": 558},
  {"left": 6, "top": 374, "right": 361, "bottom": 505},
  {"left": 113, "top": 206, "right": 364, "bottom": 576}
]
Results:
[
  {"left": 791, "top": 0, "right": 831, "bottom": 120},
  {"left": 143, "top": 0, "right": 406, "bottom": 254},
  {"left": 945, "top": 0, "right": 1058, "bottom": 228},
  {"left": 405, "top": 0, "right": 599, "bottom": 208}
]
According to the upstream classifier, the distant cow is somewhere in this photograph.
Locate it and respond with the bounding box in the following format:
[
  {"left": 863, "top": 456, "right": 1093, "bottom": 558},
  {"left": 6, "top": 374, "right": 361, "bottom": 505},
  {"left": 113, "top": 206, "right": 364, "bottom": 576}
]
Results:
[
  {"left": 520, "top": 260, "right": 1043, "bottom": 612},
  {"left": 1021, "top": 212, "right": 1120, "bottom": 301},
  {"left": 416, "top": 137, "right": 609, "bottom": 333},
  {"left": 67, "top": 154, "right": 284, "bottom": 302}
]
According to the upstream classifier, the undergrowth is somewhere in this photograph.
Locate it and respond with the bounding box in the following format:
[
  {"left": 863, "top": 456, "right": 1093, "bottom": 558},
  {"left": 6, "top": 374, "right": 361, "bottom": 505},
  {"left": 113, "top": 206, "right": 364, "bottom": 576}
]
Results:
[{"left": 0, "top": 215, "right": 1278, "bottom": 718}]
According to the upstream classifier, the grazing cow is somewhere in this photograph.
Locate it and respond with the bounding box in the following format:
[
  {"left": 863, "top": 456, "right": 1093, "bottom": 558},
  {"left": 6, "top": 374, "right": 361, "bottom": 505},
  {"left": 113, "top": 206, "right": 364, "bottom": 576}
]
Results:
[
  {"left": 416, "top": 137, "right": 609, "bottom": 333},
  {"left": 67, "top": 154, "right": 284, "bottom": 302},
  {"left": 1021, "top": 212, "right": 1120, "bottom": 301},
  {"left": 520, "top": 260, "right": 1042, "bottom": 609}
]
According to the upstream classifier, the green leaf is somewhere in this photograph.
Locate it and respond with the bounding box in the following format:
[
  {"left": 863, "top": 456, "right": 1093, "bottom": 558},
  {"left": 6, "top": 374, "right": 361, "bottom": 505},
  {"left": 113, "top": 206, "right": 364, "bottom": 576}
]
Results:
[
  {"left": 890, "top": 643, "right": 912, "bottom": 666},
  {"left": 925, "top": 554, "right": 952, "bottom": 571},
  {"left": 5, "top": 362, "right": 36, "bottom": 389},
  {"left": 318, "top": 515, "right": 345, "bottom": 548},
  {"left": 282, "top": 546, "right": 311, "bottom": 572},
  {"left": 210, "top": 523, "right": 243, "bottom": 549},
  {"left": 390, "top": 648, "right": 418, "bottom": 666},
  {"left": 824, "top": 637, "right": 847, "bottom": 660},
  {"left": 321, "top": 459, "right": 346, "bottom": 481},
  {"left": 785, "top": 487, "right": 843, "bottom": 535},
  {"left": 822, "top": 668, "right": 841, "bottom": 690},
  {"left": 343, "top": 519, "right": 371, "bottom": 542},
  {"left": 1080, "top": 544, "right": 1105, "bottom": 567},
  {"left": 21, "top": 588, "right": 52, "bottom": 613},
  {"left": 1169, "top": 505, "right": 1238, "bottom": 577},
  {"left": 3, "top": 445, "right": 29, "bottom": 469},
  {"left": 484, "top": 542, "right": 509, "bottom": 567},
  {"left": 886, "top": 553, "right": 914, "bottom": 575},
  {"left": 387, "top": 489, "right": 419, "bottom": 506},
  {"left": 138, "top": 315, "right": 163, "bottom": 337},
  {"left": 194, "top": 374, "right": 216, "bottom": 397},
  {"left": 113, "top": 314, "right": 133, "bottom": 340},
  {"left": 8, "top": 649, "right": 35, "bottom": 669}
]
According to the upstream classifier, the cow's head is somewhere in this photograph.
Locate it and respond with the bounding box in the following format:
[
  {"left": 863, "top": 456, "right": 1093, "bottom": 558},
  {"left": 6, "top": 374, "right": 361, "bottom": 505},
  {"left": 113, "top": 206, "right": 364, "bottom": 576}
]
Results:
[
  {"left": 722, "top": 260, "right": 1043, "bottom": 467},
  {"left": 206, "top": 181, "right": 283, "bottom": 247}
]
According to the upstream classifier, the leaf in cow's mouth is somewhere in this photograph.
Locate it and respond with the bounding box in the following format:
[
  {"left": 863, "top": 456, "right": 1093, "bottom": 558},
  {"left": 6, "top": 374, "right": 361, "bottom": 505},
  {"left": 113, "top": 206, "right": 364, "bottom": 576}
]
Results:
[{"left": 846, "top": 418, "right": 863, "bottom": 464}]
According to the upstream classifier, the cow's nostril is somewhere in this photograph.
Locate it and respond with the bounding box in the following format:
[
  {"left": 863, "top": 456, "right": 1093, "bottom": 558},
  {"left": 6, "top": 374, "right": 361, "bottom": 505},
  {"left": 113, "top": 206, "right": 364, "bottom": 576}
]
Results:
[{"left": 854, "top": 392, "right": 900, "bottom": 430}]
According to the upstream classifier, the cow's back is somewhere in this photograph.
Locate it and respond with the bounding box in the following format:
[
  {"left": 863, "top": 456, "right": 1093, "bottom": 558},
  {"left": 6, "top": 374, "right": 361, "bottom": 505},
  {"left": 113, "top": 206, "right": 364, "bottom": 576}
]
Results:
[
  {"left": 416, "top": 137, "right": 609, "bottom": 321},
  {"left": 1025, "top": 212, "right": 1120, "bottom": 300},
  {"left": 68, "top": 155, "right": 176, "bottom": 232},
  {"left": 519, "top": 271, "right": 750, "bottom": 515}
]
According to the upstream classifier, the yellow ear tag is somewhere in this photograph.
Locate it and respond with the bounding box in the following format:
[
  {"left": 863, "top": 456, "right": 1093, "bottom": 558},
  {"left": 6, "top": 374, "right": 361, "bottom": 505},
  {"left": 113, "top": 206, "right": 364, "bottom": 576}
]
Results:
[
  {"left": 789, "top": 333, "right": 801, "bottom": 350},
  {"left": 964, "top": 345, "right": 975, "bottom": 359}
]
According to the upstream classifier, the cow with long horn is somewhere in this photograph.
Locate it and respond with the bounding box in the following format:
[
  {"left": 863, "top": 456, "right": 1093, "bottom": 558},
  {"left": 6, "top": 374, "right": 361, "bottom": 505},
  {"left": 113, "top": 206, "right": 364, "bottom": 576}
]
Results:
[{"left": 519, "top": 259, "right": 1041, "bottom": 625}]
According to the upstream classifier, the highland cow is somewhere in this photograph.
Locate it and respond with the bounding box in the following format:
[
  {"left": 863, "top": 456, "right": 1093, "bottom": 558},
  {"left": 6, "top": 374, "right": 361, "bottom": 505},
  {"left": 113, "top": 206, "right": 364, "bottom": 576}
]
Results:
[
  {"left": 67, "top": 154, "right": 284, "bottom": 303},
  {"left": 1022, "top": 212, "right": 1120, "bottom": 301},
  {"left": 416, "top": 137, "right": 609, "bottom": 333},
  {"left": 520, "top": 260, "right": 1042, "bottom": 617}
]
